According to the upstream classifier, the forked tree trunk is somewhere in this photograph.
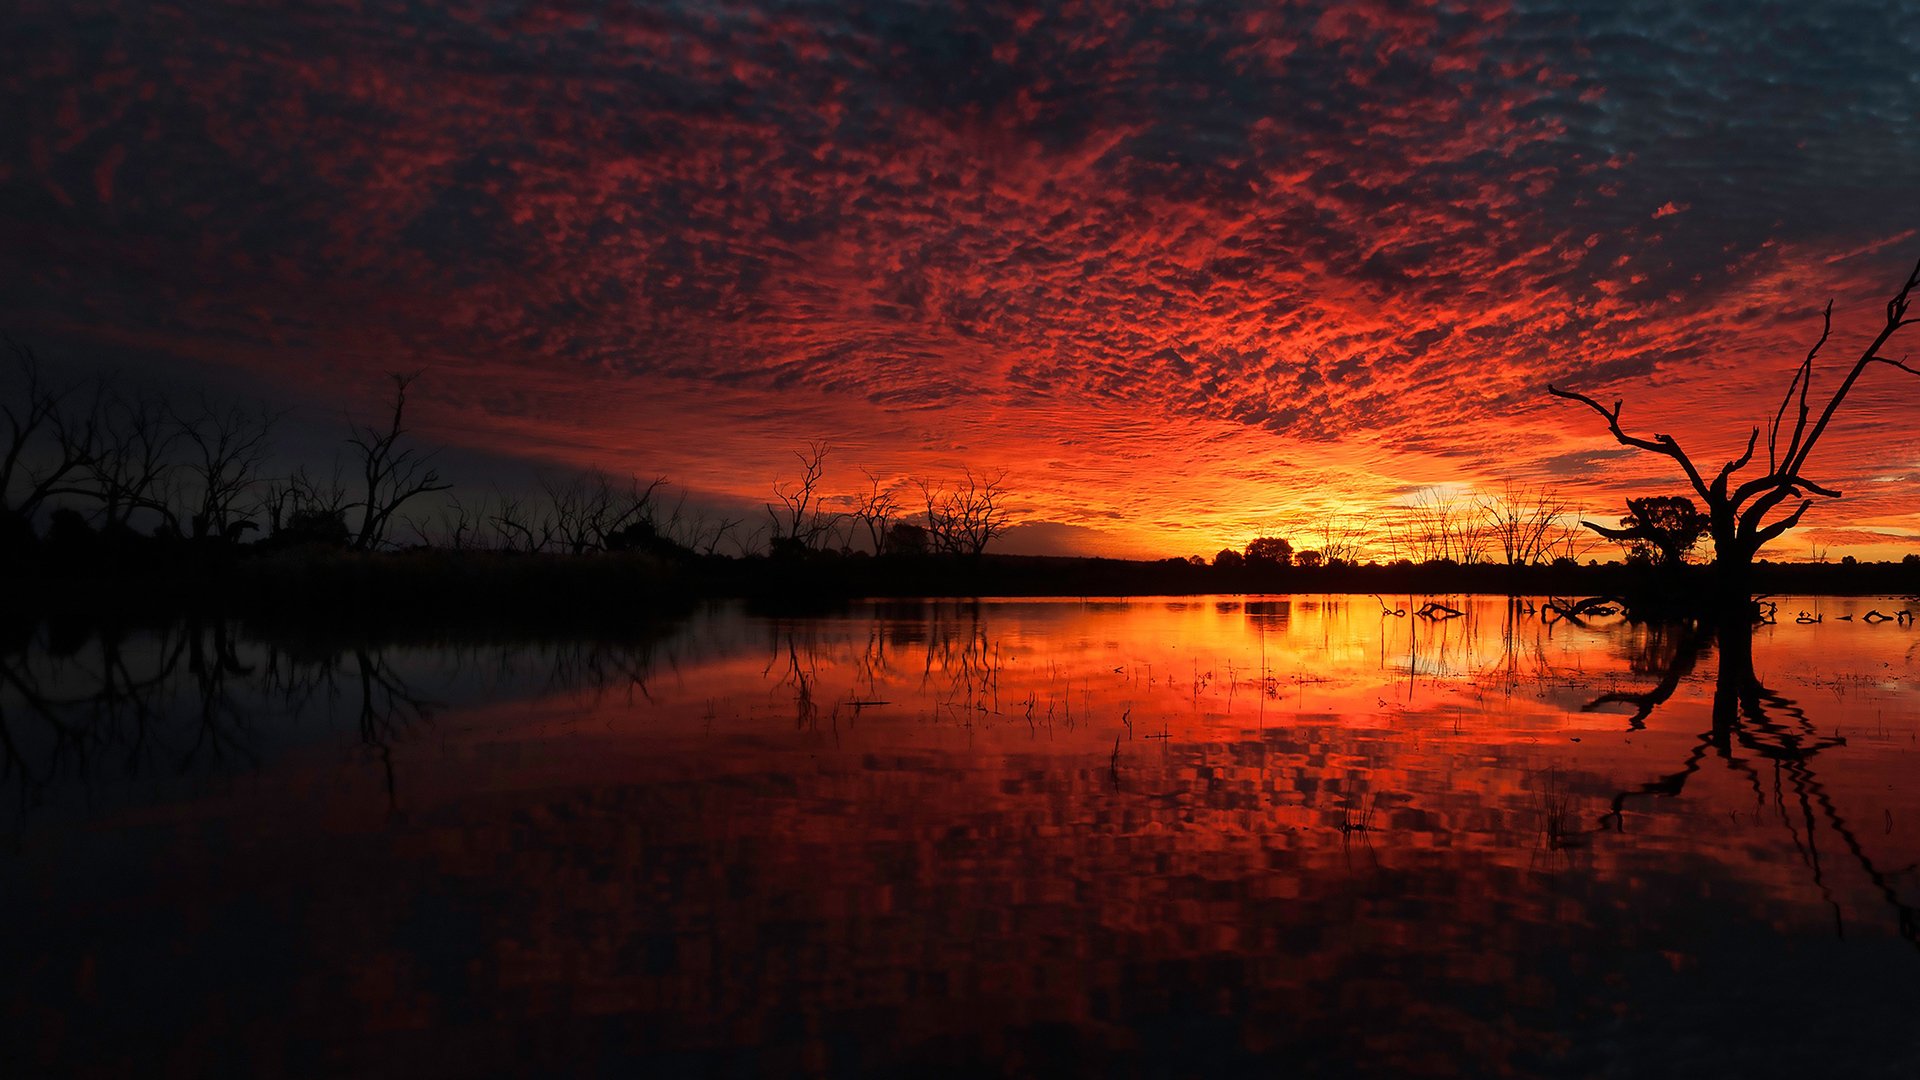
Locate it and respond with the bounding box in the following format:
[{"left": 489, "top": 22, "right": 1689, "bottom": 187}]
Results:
[{"left": 1549, "top": 256, "right": 1918, "bottom": 613}]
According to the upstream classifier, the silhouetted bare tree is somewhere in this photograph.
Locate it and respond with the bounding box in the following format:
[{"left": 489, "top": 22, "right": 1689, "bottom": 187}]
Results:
[
  {"left": 2, "top": 338, "right": 99, "bottom": 525},
  {"left": 768, "top": 442, "right": 838, "bottom": 554},
  {"left": 1550, "top": 256, "right": 1919, "bottom": 598},
  {"left": 85, "top": 387, "right": 179, "bottom": 534},
  {"left": 174, "top": 396, "right": 279, "bottom": 541},
  {"left": 347, "top": 373, "right": 450, "bottom": 551},
  {"left": 407, "top": 494, "right": 486, "bottom": 550},
  {"left": 490, "top": 492, "right": 556, "bottom": 553},
  {"left": 1479, "top": 482, "right": 1570, "bottom": 567},
  {"left": 851, "top": 469, "right": 900, "bottom": 555},
  {"left": 1405, "top": 488, "right": 1487, "bottom": 564},
  {"left": 918, "top": 468, "right": 1008, "bottom": 556},
  {"left": 1310, "top": 513, "right": 1367, "bottom": 566},
  {"left": 262, "top": 463, "right": 351, "bottom": 545},
  {"left": 544, "top": 470, "right": 665, "bottom": 554}
]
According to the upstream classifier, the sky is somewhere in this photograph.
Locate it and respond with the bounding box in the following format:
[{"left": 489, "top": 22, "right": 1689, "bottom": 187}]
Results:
[{"left": 4, "top": 0, "right": 1919, "bottom": 560}]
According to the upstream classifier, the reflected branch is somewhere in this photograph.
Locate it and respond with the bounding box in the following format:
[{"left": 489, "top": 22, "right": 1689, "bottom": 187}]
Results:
[{"left": 1597, "top": 615, "right": 1917, "bottom": 948}]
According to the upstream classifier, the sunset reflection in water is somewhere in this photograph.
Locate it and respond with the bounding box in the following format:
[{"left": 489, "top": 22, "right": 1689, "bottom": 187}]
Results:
[{"left": 5, "top": 596, "right": 1919, "bottom": 1076}]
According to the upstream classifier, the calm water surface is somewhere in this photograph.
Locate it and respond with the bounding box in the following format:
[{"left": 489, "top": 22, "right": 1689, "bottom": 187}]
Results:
[{"left": 5, "top": 595, "right": 1919, "bottom": 1077}]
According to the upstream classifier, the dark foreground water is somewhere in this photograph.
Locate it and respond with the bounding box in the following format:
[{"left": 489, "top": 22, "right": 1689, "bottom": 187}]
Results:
[{"left": 4, "top": 595, "right": 1919, "bottom": 1077}]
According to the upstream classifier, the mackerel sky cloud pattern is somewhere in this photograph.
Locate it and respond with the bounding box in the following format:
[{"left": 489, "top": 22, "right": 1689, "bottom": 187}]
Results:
[{"left": 5, "top": 0, "right": 1919, "bottom": 556}]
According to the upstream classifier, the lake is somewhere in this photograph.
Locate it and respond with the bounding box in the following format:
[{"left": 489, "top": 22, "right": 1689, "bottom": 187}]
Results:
[{"left": 4, "top": 595, "right": 1919, "bottom": 1077}]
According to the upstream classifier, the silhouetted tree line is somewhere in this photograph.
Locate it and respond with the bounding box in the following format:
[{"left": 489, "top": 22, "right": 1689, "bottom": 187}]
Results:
[
  {"left": 1, "top": 348, "right": 456, "bottom": 561},
  {"left": 1205, "top": 476, "right": 1914, "bottom": 587},
  {"left": 7, "top": 300, "right": 1914, "bottom": 611},
  {"left": 1208, "top": 483, "right": 1601, "bottom": 574},
  {"left": 1, "top": 345, "right": 1013, "bottom": 574},
  {"left": 761, "top": 442, "right": 1008, "bottom": 559}
]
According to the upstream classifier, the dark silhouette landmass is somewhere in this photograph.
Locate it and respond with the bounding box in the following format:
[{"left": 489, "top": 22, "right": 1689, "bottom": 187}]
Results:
[{"left": 4, "top": 531, "right": 1915, "bottom": 632}]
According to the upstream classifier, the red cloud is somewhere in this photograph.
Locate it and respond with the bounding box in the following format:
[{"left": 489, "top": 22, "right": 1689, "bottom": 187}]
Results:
[{"left": 3, "top": 1, "right": 1916, "bottom": 559}]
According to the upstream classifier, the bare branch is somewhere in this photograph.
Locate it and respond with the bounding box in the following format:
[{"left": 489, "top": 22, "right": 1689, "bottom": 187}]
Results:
[
  {"left": 2, "top": 338, "right": 102, "bottom": 519},
  {"left": 918, "top": 467, "right": 1010, "bottom": 557},
  {"left": 851, "top": 469, "right": 900, "bottom": 555},
  {"left": 1549, "top": 253, "right": 1919, "bottom": 581},
  {"left": 1767, "top": 300, "right": 1828, "bottom": 473},
  {"left": 173, "top": 395, "right": 281, "bottom": 541},
  {"left": 348, "top": 372, "right": 452, "bottom": 551},
  {"left": 1752, "top": 500, "right": 1811, "bottom": 546},
  {"left": 1714, "top": 428, "right": 1759, "bottom": 496},
  {"left": 1546, "top": 386, "right": 1710, "bottom": 501},
  {"left": 767, "top": 441, "right": 836, "bottom": 554}
]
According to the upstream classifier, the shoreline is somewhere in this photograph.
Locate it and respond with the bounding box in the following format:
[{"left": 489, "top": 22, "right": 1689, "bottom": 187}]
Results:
[{"left": 6, "top": 547, "right": 1915, "bottom": 631}]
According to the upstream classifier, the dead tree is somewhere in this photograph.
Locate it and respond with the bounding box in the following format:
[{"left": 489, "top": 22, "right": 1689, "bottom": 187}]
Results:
[
  {"left": 676, "top": 510, "right": 742, "bottom": 558},
  {"left": 767, "top": 441, "right": 836, "bottom": 554},
  {"left": 851, "top": 469, "right": 900, "bottom": 555},
  {"left": 545, "top": 473, "right": 593, "bottom": 553},
  {"left": 1455, "top": 512, "right": 1489, "bottom": 566},
  {"left": 1405, "top": 487, "right": 1482, "bottom": 564},
  {"left": 406, "top": 494, "right": 485, "bottom": 550},
  {"left": 2, "top": 338, "right": 100, "bottom": 523},
  {"left": 490, "top": 493, "right": 556, "bottom": 553},
  {"left": 346, "top": 373, "right": 450, "bottom": 551},
  {"left": 85, "top": 387, "right": 180, "bottom": 534},
  {"left": 732, "top": 521, "right": 770, "bottom": 559},
  {"left": 1479, "top": 482, "right": 1570, "bottom": 567},
  {"left": 1311, "top": 512, "right": 1368, "bottom": 566},
  {"left": 919, "top": 468, "right": 1008, "bottom": 557},
  {"left": 1551, "top": 256, "right": 1919, "bottom": 599},
  {"left": 261, "top": 463, "right": 350, "bottom": 543},
  {"left": 543, "top": 470, "right": 665, "bottom": 554},
  {"left": 1544, "top": 511, "right": 1599, "bottom": 566},
  {"left": 174, "top": 397, "right": 279, "bottom": 541},
  {"left": 1402, "top": 489, "right": 1448, "bottom": 563}
]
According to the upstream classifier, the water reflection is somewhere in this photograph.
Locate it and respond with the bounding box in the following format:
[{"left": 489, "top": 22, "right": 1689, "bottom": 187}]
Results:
[
  {"left": 1594, "top": 610, "right": 1919, "bottom": 949},
  {"left": 0, "top": 620, "right": 675, "bottom": 829},
  {"left": 4, "top": 597, "right": 1919, "bottom": 1076}
]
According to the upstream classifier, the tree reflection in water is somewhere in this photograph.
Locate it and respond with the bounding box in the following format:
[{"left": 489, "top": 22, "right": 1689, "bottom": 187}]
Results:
[
  {"left": 1596, "top": 610, "right": 1918, "bottom": 947},
  {"left": 4, "top": 598, "right": 1918, "bottom": 1076},
  {"left": 0, "top": 619, "right": 675, "bottom": 829}
]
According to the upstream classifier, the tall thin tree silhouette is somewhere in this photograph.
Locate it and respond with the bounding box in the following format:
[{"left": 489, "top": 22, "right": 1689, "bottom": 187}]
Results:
[{"left": 347, "top": 373, "right": 450, "bottom": 551}]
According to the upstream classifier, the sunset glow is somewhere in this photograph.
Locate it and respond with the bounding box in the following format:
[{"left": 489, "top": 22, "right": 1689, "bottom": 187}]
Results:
[{"left": 6, "top": 1, "right": 1918, "bottom": 558}]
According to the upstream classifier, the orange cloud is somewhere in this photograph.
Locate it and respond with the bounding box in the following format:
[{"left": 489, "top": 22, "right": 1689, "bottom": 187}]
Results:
[{"left": 4, "top": 1, "right": 1917, "bottom": 559}]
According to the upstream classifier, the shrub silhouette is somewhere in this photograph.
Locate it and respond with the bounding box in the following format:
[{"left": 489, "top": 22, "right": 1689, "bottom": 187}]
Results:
[{"left": 1244, "top": 537, "right": 1293, "bottom": 567}]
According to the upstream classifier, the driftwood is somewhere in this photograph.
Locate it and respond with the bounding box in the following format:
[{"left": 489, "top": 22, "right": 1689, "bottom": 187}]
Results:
[{"left": 1542, "top": 595, "right": 1624, "bottom": 624}]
